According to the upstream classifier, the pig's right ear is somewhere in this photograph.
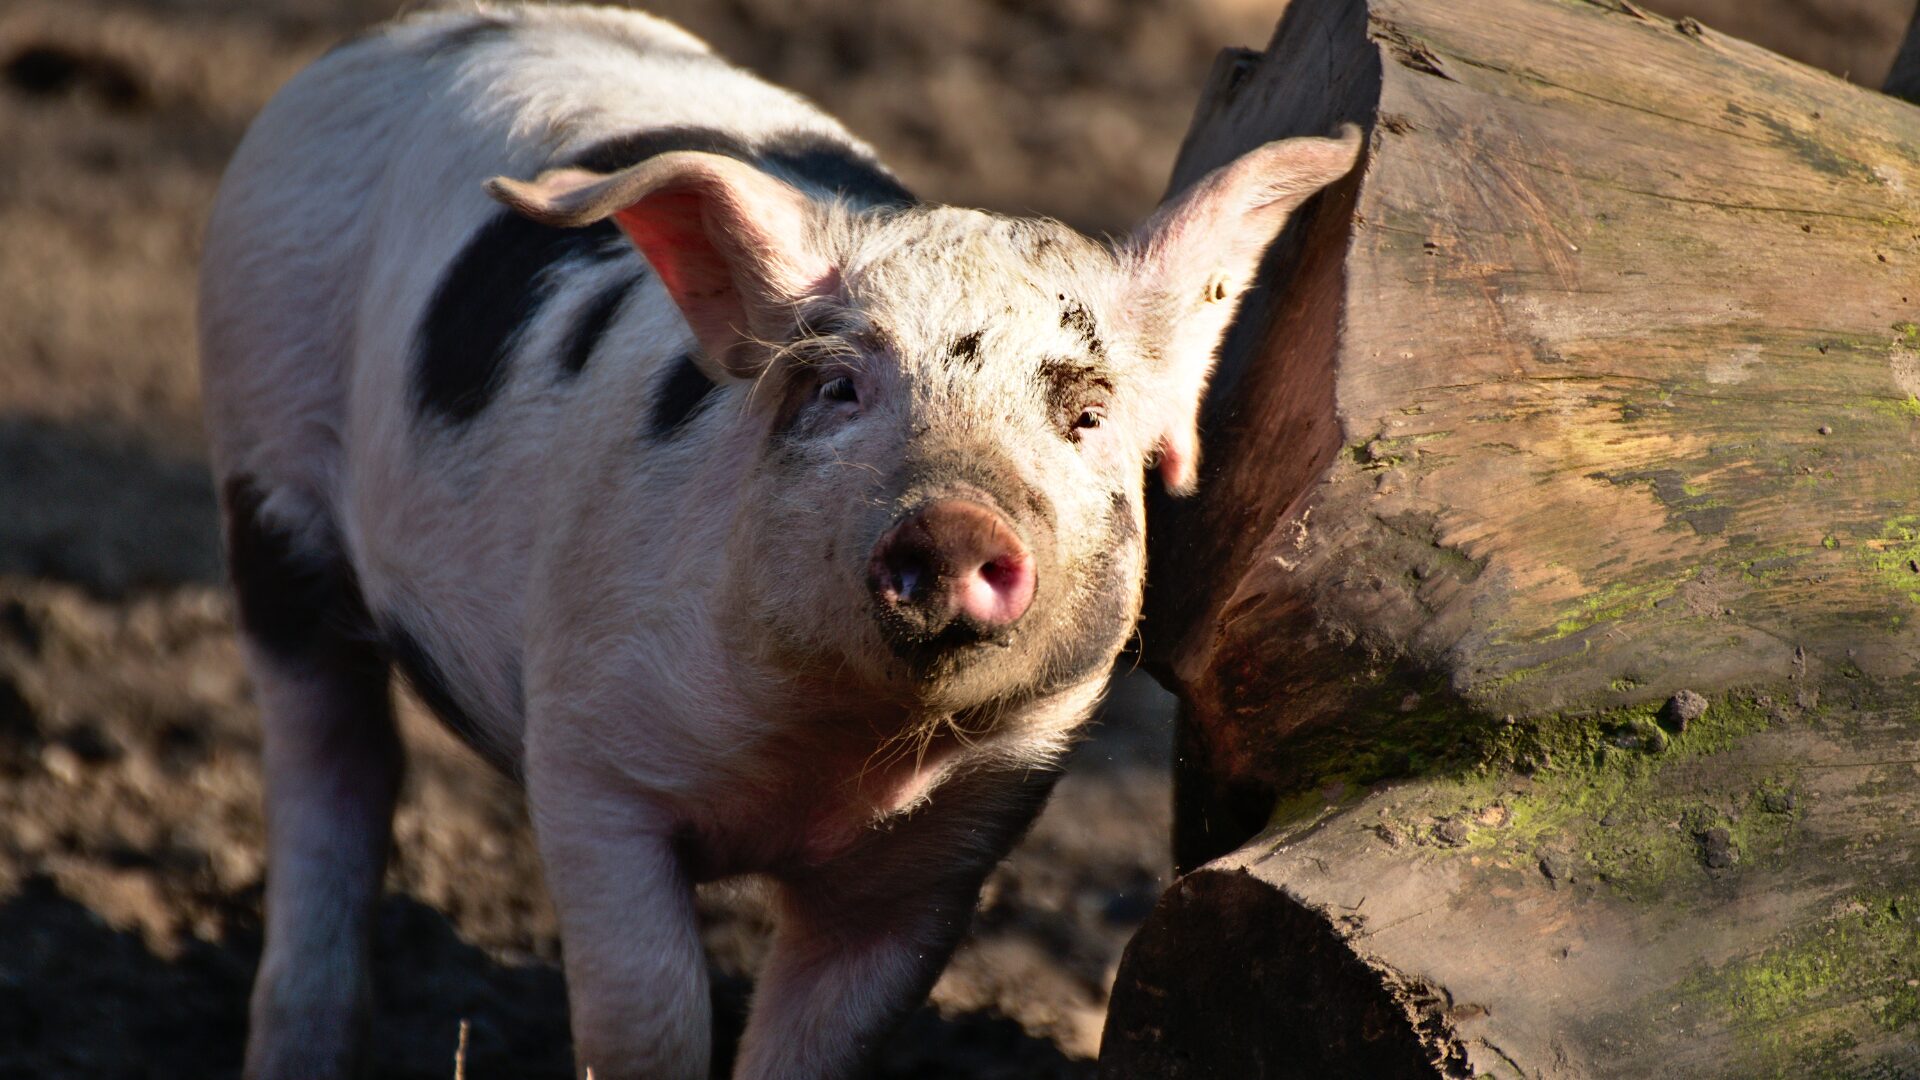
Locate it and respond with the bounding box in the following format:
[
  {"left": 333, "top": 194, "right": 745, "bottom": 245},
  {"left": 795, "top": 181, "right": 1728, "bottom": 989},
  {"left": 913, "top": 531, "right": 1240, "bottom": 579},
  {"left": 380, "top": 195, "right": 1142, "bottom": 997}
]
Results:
[
  {"left": 488, "top": 151, "right": 835, "bottom": 379},
  {"left": 1120, "top": 126, "right": 1363, "bottom": 494}
]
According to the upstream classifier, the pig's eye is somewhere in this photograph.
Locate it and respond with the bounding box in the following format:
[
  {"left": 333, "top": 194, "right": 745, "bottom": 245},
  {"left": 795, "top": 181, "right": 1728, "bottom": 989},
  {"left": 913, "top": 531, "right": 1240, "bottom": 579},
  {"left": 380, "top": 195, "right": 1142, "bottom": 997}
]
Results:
[
  {"left": 819, "top": 376, "right": 859, "bottom": 405},
  {"left": 1067, "top": 405, "right": 1105, "bottom": 443}
]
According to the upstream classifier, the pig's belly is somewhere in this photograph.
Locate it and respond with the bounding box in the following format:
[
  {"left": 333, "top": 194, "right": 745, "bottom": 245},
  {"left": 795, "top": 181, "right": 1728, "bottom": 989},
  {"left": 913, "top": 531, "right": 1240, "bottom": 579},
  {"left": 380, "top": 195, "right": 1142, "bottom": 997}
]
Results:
[{"left": 346, "top": 478, "right": 537, "bottom": 775}]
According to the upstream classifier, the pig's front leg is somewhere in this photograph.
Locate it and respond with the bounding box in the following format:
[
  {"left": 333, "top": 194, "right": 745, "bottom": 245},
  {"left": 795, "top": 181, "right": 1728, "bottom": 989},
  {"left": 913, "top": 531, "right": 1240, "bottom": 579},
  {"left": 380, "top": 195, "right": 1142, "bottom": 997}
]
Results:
[
  {"left": 732, "top": 760, "right": 1065, "bottom": 1080},
  {"left": 244, "top": 642, "right": 401, "bottom": 1080},
  {"left": 224, "top": 482, "right": 402, "bottom": 1080},
  {"left": 527, "top": 739, "right": 711, "bottom": 1080}
]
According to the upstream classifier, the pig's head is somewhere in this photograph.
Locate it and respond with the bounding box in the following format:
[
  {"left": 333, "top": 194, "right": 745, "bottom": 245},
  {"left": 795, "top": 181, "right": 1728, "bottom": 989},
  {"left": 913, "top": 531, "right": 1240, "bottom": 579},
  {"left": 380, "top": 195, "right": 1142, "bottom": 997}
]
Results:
[{"left": 491, "top": 127, "right": 1360, "bottom": 713}]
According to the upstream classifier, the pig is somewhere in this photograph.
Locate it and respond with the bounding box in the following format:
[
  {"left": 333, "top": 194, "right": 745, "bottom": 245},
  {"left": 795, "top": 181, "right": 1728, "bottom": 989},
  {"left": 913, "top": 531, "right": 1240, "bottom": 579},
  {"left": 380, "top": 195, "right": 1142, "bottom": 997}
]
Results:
[{"left": 196, "top": 4, "right": 1360, "bottom": 1078}]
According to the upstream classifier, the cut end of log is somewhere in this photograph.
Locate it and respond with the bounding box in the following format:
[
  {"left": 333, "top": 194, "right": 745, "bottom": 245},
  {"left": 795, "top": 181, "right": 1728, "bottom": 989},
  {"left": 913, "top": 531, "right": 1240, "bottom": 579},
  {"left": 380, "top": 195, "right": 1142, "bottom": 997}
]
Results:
[{"left": 1098, "top": 867, "right": 1471, "bottom": 1080}]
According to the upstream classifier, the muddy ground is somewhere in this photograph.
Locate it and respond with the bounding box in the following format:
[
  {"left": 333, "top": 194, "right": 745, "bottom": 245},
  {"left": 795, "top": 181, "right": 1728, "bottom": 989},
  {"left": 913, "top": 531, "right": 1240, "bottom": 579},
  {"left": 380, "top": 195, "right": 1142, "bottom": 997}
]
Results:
[{"left": 0, "top": 0, "right": 1910, "bottom": 1076}]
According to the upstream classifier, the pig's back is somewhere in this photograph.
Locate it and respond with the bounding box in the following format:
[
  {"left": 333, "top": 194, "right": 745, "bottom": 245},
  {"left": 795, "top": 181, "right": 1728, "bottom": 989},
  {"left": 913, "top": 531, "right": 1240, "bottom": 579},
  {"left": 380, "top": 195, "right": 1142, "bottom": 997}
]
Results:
[{"left": 199, "top": 4, "right": 908, "bottom": 771}]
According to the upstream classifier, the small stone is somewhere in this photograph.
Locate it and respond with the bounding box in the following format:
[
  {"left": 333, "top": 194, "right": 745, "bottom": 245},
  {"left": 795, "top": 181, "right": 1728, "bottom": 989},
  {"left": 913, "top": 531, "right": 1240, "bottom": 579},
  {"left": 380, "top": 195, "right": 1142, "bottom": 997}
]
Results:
[
  {"left": 186, "top": 660, "right": 244, "bottom": 705},
  {"left": 1762, "top": 790, "right": 1798, "bottom": 814},
  {"left": 13, "top": 817, "right": 49, "bottom": 854},
  {"left": 1664, "top": 689, "right": 1709, "bottom": 732},
  {"left": 1398, "top": 693, "right": 1421, "bottom": 712},
  {"left": 211, "top": 841, "right": 264, "bottom": 891},
  {"left": 1699, "top": 827, "right": 1737, "bottom": 869},
  {"left": 1817, "top": 424, "right": 1832, "bottom": 435},
  {"left": 1538, "top": 850, "right": 1574, "bottom": 882},
  {"left": 1435, "top": 818, "right": 1471, "bottom": 846},
  {"left": 40, "top": 742, "right": 82, "bottom": 785},
  {"left": 1599, "top": 810, "right": 1620, "bottom": 827}
]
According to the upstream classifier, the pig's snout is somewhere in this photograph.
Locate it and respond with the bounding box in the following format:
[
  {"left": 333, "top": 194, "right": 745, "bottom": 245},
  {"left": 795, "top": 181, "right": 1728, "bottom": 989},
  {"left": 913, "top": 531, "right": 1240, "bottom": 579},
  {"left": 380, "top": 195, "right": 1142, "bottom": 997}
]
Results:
[{"left": 868, "top": 500, "right": 1035, "bottom": 649}]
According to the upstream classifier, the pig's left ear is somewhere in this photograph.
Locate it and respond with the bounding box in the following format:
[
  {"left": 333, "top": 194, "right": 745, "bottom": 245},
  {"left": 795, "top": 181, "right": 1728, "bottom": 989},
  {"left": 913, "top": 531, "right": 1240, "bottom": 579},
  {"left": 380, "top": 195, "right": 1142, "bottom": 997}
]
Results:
[
  {"left": 1122, "top": 125, "right": 1362, "bottom": 494},
  {"left": 488, "top": 151, "right": 835, "bottom": 379}
]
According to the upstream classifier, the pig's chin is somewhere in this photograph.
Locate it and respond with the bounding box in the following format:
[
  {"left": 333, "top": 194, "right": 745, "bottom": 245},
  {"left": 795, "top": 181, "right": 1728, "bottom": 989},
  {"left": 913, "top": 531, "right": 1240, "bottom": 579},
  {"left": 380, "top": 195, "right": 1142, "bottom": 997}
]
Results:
[
  {"left": 789, "top": 608, "right": 1039, "bottom": 712},
  {"left": 884, "top": 635, "right": 1038, "bottom": 710}
]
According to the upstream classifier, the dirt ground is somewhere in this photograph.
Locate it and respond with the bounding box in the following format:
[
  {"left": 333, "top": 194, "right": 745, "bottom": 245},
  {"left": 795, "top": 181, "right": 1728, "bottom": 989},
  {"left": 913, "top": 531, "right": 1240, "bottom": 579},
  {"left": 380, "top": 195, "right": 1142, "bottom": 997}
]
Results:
[{"left": 0, "top": 0, "right": 1910, "bottom": 1077}]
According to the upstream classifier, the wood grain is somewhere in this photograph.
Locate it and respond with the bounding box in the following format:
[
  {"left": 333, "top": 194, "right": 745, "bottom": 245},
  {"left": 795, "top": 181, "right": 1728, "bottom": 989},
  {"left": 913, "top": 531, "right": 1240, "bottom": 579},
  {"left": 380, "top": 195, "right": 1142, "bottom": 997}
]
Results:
[{"left": 1110, "top": 0, "right": 1920, "bottom": 1074}]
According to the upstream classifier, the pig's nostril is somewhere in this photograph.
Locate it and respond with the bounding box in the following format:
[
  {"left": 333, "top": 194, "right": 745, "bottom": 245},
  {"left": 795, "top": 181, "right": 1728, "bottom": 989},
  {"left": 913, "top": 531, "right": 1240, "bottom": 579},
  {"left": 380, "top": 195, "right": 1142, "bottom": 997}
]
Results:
[
  {"left": 869, "top": 500, "right": 1034, "bottom": 637},
  {"left": 873, "top": 536, "right": 937, "bottom": 607},
  {"left": 979, "top": 556, "right": 1020, "bottom": 590},
  {"left": 963, "top": 551, "right": 1034, "bottom": 627},
  {"left": 891, "top": 558, "right": 926, "bottom": 602}
]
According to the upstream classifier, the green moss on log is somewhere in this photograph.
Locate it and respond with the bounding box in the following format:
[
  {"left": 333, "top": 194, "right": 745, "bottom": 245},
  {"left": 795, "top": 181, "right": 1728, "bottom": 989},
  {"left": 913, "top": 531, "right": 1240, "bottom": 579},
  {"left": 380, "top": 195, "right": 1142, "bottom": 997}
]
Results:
[
  {"left": 1360, "top": 689, "right": 1803, "bottom": 902},
  {"left": 1677, "top": 890, "right": 1920, "bottom": 1077},
  {"left": 1864, "top": 516, "right": 1920, "bottom": 605}
]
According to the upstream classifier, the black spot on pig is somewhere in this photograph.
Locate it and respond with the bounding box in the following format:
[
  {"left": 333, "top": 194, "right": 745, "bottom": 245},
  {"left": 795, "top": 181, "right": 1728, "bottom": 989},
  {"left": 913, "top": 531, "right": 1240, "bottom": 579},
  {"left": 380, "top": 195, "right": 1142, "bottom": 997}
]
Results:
[
  {"left": 947, "top": 330, "right": 984, "bottom": 368},
  {"left": 1058, "top": 298, "right": 1105, "bottom": 360},
  {"left": 570, "top": 126, "right": 915, "bottom": 208},
  {"left": 761, "top": 132, "right": 916, "bottom": 207},
  {"left": 650, "top": 353, "right": 719, "bottom": 440},
  {"left": 413, "top": 213, "right": 631, "bottom": 425},
  {"left": 1038, "top": 359, "right": 1114, "bottom": 425},
  {"left": 559, "top": 273, "right": 643, "bottom": 378},
  {"left": 221, "top": 474, "right": 375, "bottom": 662},
  {"left": 571, "top": 125, "right": 753, "bottom": 173}
]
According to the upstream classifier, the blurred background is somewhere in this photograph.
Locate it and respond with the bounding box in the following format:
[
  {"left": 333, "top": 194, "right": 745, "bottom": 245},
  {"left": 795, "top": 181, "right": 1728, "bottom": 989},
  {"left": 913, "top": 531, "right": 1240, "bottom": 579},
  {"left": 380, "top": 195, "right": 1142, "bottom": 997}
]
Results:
[{"left": 0, "top": 0, "right": 1910, "bottom": 1076}]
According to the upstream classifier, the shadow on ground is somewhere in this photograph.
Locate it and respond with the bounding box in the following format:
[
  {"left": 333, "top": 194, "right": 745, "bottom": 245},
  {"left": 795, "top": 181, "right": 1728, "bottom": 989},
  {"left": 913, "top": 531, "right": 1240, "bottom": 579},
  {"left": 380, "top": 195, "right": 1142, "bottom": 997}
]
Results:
[
  {"left": 0, "top": 415, "right": 219, "bottom": 597},
  {"left": 0, "top": 876, "right": 1090, "bottom": 1080}
]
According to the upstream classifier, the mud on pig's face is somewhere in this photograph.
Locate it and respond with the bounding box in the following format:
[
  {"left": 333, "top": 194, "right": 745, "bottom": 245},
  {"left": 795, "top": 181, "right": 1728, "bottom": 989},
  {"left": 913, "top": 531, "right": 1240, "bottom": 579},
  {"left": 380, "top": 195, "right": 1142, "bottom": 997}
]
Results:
[{"left": 489, "top": 127, "right": 1363, "bottom": 709}]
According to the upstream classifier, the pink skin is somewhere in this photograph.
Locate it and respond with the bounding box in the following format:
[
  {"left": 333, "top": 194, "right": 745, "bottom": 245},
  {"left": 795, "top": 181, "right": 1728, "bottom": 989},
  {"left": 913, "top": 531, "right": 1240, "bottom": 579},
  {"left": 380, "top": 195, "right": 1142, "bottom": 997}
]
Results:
[
  {"left": 868, "top": 500, "right": 1035, "bottom": 631},
  {"left": 968, "top": 550, "right": 1034, "bottom": 626}
]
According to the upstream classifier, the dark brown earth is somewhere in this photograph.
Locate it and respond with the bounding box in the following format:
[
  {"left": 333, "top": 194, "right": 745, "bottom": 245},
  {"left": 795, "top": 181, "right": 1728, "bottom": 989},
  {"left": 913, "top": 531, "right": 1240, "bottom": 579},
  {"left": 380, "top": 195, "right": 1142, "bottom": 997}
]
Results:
[{"left": 0, "top": 1, "right": 1909, "bottom": 1076}]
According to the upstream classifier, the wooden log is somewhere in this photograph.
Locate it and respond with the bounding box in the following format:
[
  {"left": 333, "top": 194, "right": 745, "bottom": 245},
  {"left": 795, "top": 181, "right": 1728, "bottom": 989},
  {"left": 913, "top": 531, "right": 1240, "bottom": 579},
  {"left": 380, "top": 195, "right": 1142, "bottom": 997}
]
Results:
[{"left": 1103, "top": 0, "right": 1920, "bottom": 1075}]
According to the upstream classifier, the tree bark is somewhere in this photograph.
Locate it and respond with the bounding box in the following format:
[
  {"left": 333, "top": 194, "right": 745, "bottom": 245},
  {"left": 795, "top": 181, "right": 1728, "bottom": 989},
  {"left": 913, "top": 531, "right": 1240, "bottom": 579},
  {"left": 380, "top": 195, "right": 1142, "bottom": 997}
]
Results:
[{"left": 1104, "top": 0, "right": 1920, "bottom": 1076}]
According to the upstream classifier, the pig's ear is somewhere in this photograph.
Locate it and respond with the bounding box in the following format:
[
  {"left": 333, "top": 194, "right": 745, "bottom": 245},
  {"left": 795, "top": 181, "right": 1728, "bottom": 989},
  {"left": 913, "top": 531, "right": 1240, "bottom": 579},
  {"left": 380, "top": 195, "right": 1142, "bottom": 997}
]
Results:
[
  {"left": 488, "top": 151, "right": 835, "bottom": 378},
  {"left": 1122, "top": 125, "right": 1362, "bottom": 494}
]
